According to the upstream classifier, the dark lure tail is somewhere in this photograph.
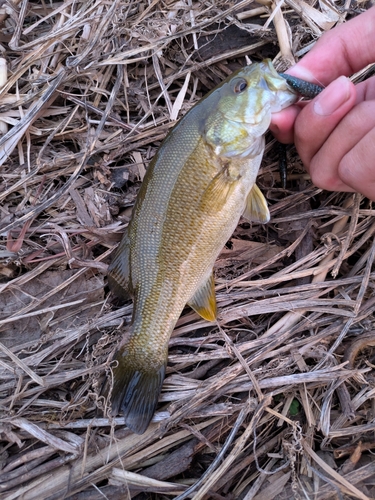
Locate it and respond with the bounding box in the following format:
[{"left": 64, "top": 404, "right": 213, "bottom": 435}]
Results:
[
  {"left": 278, "top": 73, "right": 323, "bottom": 98},
  {"left": 110, "top": 348, "right": 166, "bottom": 434}
]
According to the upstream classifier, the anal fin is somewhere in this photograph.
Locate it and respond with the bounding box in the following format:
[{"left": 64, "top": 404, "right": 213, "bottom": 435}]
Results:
[
  {"left": 187, "top": 272, "right": 217, "bottom": 321},
  {"left": 242, "top": 184, "right": 270, "bottom": 224},
  {"left": 108, "top": 228, "right": 132, "bottom": 301}
]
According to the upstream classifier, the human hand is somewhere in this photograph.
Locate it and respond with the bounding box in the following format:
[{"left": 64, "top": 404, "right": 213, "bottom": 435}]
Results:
[{"left": 270, "top": 6, "right": 375, "bottom": 200}]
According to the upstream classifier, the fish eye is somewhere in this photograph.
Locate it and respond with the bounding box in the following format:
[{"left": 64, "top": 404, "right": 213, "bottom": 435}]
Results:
[{"left": 233, "top": 79, "right": 248, "bottom": 94}]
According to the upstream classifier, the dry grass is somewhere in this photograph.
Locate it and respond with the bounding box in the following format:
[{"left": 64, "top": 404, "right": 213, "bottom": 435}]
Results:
[{"left": 1, "top": 1, "right": 375, "bottom": 499}]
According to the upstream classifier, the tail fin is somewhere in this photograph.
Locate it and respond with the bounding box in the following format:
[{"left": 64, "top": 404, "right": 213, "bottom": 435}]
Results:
[{"left": 110, "top": 351, "right": 166, "bottom": 434}]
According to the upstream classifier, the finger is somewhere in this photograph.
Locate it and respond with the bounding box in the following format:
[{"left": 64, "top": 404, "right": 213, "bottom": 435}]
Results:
[
  {"left": 287, "top": 6, "right": 375, "bottom": 85},
  {"left": 338, "top": 128, "right": 375, "bottom": 200},
  {"left": 337, "top": 123, "right": 375, "bottom": 201},
  {"left": 355, "top": 76, "right": 375, "bottom": 103},
  {"left": 310, "top": 100, "right": 375, "bottom": 194},
  {"left": 294, "top": 76, "right": 356, "bottom": 170},
  {"left": 272, "top": 77, "right": 375, "bottom": 144},
  {"left": 270, "top": 105, "right": 300, "bottom": 143}
]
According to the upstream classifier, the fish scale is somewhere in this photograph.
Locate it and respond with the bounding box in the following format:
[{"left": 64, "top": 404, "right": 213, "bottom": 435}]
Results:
[{"left": 105, "top": 60, "right": 307, "bottom": 434}]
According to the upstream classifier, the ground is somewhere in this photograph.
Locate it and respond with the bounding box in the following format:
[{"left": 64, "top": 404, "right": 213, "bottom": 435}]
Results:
[{"left": 1, "top": 1, "right": 375, "bottom": 499}]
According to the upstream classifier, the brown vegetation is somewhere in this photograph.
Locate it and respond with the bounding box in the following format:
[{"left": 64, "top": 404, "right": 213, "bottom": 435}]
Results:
[{"left": 1, "top": 1, "right": 375, "bottom": 499}]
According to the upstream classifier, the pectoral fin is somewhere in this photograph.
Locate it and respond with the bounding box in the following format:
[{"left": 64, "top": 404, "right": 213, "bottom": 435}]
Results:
[
  {"left": 242, "top": 184, "right": 270, "bottom": 224},
  {"left": 107, "top": 228, "right": 132, "bottom": 301},
  {"left": 187, "top": 272, "right": 217, "bottom": 321},
  {"left": 200, "top": 168, "right": 237, "bottom": 213}
]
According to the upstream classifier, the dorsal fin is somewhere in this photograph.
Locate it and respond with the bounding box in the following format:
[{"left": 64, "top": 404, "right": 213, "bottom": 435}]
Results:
[{"left": 107, "top": 228, "right": 132, "bottom": 301}]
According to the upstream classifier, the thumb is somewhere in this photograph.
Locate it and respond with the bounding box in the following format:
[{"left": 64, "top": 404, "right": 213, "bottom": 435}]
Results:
[{"left": 295, "top": 76, "right": 356, "bottom": 170}]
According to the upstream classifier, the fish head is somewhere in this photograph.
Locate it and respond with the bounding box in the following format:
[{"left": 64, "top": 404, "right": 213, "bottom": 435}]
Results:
[{"left": 204, "top": 59, "right": 298, "bottom": 158}]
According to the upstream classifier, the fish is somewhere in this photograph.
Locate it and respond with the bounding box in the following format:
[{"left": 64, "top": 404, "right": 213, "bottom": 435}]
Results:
[{"left": 106, "top": 59, "right": 299, "bottom": 434}]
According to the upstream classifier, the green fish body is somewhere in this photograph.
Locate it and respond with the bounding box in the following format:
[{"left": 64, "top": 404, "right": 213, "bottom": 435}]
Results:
[{"left": 107, "top": 60, "right": 298, "bottom": 433}]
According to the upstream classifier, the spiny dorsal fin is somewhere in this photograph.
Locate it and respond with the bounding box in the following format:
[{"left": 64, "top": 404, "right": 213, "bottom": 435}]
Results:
[
  {"left": 187, "top": 272, "right": 217, "bottom": 321},
  {"left": 242, "top": 184, "right": 270, "bottom": 224},
  {"left": 107, "top": 228, "right": 132, "bottom": 301}
]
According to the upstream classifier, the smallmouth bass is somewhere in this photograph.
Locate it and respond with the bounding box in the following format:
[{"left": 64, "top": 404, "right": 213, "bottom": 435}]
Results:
[{"left": 106, "top": 60, "right": 299, "bottom": 434}]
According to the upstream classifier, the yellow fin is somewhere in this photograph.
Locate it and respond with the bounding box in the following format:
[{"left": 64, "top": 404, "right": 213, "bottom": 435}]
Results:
[
  {"left": 188, "top": 273, "right": 217, "bottom": 321},
  {"left": 108, "top": 228, "right": 132, "bottom": 301},
  {"left": 200, "top": 168, "right": 236, "bottom": 213},
  {"left": 242, "top": 184, "right": 270, "bottom": 224}
]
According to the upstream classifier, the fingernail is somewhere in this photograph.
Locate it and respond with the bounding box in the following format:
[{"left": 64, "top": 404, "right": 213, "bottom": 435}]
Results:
[
  {"left": 287, "top": 66, "right": 316, "bottom": 82},
  {"left": 314, "top": 76, "right": 351, "bottom": 116}
]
